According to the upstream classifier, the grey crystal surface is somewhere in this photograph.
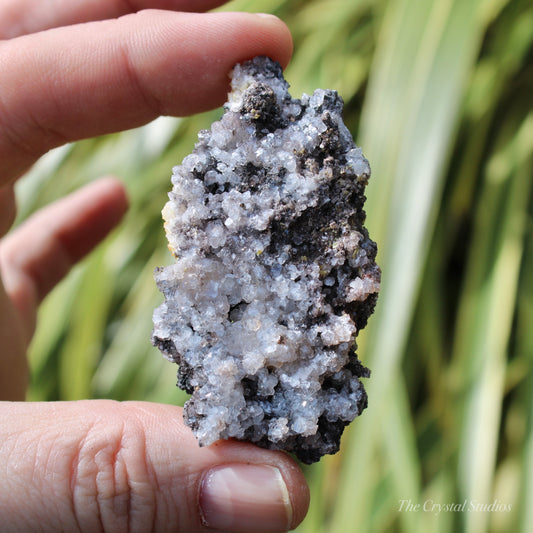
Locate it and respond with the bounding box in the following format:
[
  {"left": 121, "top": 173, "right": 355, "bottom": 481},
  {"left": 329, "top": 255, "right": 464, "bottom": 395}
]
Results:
[{"left": 152, "top": 56, "right": 380, "bottom": 464}]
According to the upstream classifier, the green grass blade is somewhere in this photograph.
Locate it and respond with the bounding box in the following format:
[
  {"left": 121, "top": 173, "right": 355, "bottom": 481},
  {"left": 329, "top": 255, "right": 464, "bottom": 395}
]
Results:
[
  {"left": 453, "top": 112, "right": 533, "bottom": 532},
  {"left": 519, "top": 233, "right": 533, "bottom": 533},
  {"left": 58, "top": 248, "right": 113, "bottom": 400},
  {"left": 332, "top": 0, "right": 492, "bottom": 529}
]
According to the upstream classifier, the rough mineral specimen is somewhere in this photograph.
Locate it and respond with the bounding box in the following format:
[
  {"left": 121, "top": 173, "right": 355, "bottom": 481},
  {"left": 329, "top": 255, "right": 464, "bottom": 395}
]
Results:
[{"left": 152, "top": 56, "right": 380, "bottom": 464}]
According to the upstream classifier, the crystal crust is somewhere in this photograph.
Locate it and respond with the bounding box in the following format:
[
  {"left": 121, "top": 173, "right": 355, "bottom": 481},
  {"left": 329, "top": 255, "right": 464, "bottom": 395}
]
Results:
[{"left": 152, "top": 56, "right": 380, "bottom": 464}]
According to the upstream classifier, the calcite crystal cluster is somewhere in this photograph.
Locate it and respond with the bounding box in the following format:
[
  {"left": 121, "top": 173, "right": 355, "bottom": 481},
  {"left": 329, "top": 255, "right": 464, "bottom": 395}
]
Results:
[{"left": 152, "top": 56, "right": 380, "bottom": 464}]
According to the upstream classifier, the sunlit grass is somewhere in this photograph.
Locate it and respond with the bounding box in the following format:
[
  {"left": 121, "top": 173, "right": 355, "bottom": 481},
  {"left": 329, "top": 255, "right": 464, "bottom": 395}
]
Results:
[{"left": 17, "top": 0, "right": 533, "bottom": 531}]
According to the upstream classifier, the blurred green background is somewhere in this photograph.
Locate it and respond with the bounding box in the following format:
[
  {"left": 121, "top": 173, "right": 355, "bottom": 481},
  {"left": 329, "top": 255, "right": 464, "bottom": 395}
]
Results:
[{"left": 15, "top": 0, "right": 532, "bottom": 531}]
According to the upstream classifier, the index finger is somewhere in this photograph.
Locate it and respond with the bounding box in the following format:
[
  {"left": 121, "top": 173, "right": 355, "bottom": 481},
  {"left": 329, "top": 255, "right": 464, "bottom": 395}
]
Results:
[{"left": 0, "top": 10, "right": 293, "bottom": 184}]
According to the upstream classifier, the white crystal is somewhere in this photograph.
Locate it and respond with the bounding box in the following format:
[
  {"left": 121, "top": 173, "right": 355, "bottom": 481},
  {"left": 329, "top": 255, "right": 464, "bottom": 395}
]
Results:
[{"left": 152, "top": 56, "right": 380, "bottom": 464}]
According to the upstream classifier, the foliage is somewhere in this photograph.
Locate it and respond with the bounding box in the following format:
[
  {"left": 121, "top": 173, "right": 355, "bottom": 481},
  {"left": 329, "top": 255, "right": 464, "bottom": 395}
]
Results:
[{"left": 17, "top": 0, "right": 532, "bottom": 531}]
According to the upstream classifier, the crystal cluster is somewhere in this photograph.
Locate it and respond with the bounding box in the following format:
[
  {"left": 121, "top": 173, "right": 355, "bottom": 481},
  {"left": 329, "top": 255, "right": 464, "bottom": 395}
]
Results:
[{"left": 152, "top": 56, "right": 380, "bottom": 464}]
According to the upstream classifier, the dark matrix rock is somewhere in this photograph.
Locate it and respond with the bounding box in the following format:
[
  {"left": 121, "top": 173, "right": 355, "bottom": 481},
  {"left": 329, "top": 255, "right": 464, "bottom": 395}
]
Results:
[{"left": 152, "top": 56, "right": 380, "bottom": 464}]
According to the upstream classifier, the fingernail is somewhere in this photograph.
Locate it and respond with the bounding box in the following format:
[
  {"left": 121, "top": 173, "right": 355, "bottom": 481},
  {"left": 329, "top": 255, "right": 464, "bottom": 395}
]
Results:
[
  {"left": 200, "top": 464, "right": 293, "bottom": 532},
  {"left": 255, "top": 13, "right": 279, "bottom": 21}
]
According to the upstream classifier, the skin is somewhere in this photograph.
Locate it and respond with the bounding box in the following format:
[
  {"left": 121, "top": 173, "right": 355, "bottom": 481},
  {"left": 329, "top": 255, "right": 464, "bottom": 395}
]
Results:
[{"left": 0, "top": 1, "right": 309, "bottom": 531}]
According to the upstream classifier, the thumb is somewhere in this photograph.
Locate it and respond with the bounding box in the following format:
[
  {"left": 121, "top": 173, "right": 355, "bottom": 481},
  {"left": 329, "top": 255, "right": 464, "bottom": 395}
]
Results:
[{"left": 0, "top": 400, "right": 309, "bottom": 532}]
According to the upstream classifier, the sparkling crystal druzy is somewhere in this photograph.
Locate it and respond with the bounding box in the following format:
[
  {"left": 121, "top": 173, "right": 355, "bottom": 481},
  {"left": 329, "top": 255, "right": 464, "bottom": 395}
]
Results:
[{"left": 152, "top": 56, "right": 380, "bottom": 464}]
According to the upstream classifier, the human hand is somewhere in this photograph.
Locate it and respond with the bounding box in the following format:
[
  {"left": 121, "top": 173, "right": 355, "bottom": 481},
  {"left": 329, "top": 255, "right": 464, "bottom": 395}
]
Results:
[{"left": 0, "top": 2, "right": 309, "bottom": 531}]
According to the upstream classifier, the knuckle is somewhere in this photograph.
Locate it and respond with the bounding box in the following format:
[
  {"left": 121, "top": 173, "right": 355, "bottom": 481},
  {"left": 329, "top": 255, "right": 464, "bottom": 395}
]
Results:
[
  {"left": 119, "top": 38, "right": 165, "bottom": 119},
  {"left": 70, "top": 403, "right": 157, "bottom": 533}
]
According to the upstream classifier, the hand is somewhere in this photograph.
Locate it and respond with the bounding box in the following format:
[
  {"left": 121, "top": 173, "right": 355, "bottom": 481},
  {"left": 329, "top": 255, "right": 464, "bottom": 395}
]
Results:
[{"left": 0, "top": 2, "right": 309, "bottom": 531}]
